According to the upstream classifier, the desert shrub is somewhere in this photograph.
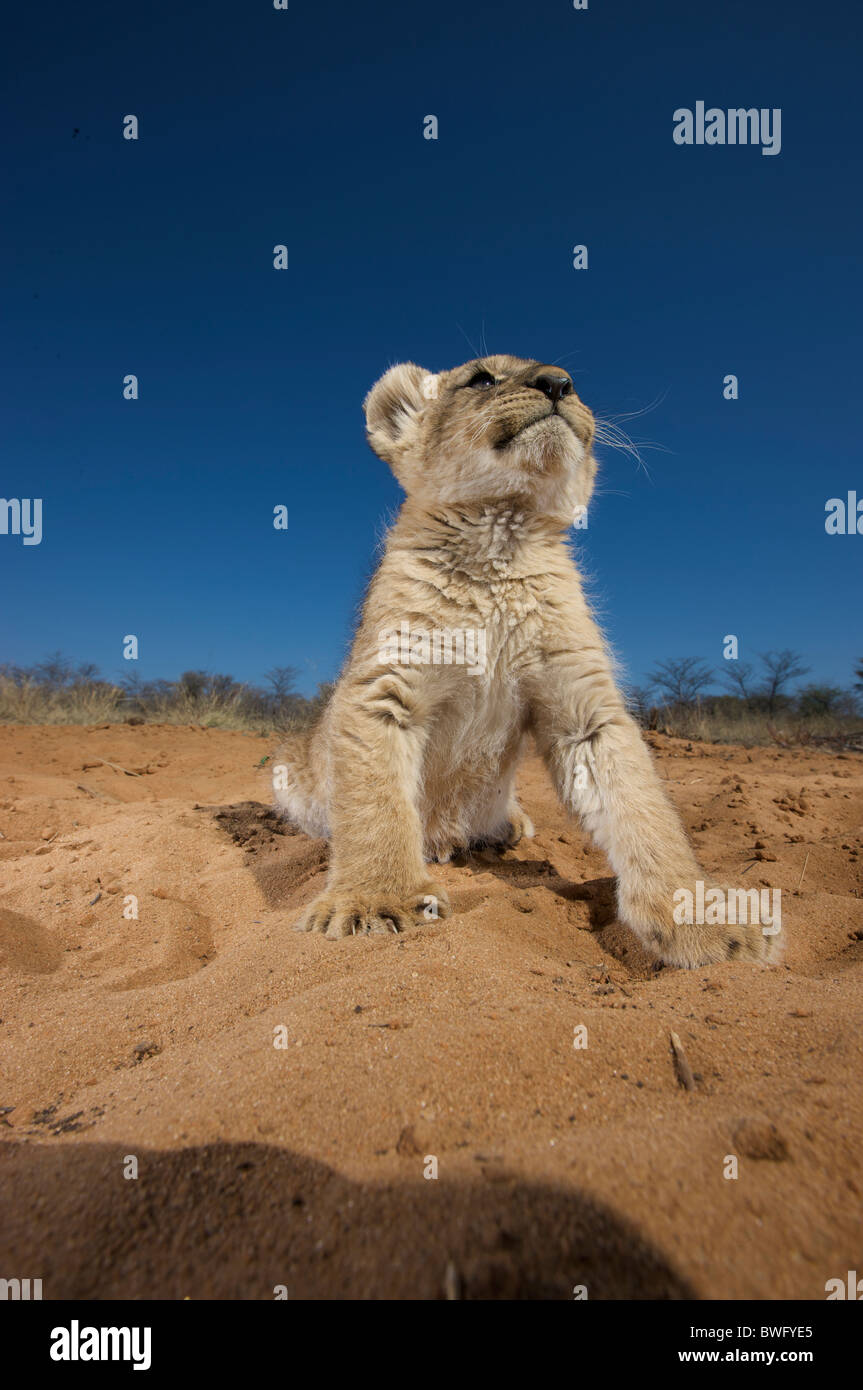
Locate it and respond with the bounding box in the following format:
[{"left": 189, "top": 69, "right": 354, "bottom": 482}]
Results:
[{"left": 0, "top": 656, "right": 328, "bottom": 732}]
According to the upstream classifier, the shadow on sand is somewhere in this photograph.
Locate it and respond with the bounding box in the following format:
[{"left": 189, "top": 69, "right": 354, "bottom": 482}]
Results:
[{"left": 0, "top": 1138, "right": 695, "bottom": 1300}]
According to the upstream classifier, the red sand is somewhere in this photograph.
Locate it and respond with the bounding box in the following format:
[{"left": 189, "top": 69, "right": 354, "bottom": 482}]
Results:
[{"left": 1, "top": 723, "right": 861, "bottom": 1299}]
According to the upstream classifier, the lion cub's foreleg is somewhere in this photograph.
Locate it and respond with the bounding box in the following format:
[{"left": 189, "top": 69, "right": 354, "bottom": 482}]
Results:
[
  {"left": 530, "top": 656, "right": 781, "bottom": 968},
  {"left": 295, "top": 671, "right": 450, "bottom": 938}
]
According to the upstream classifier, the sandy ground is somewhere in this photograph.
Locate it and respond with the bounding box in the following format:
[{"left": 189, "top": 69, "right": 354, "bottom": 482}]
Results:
[{"left": 0, "top": 722, "right": 861, "bottom": 1300}]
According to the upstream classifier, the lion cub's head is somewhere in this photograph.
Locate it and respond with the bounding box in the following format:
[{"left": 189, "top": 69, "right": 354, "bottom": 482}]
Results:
[{"left": 364, "top": 355, "right": 597, "bottom": 521}]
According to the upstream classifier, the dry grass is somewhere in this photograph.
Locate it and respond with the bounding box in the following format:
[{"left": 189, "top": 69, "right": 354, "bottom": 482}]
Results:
[
  {"left": 2, "top": 673, "right": 860, "bottom": 749},
  {"left": 0, "top": 676, "right": 125, "bottom": 727},
  {"left": 654, "top": 704, "right": 863, "bottom": 750},
  {"left": 0, "top": 676, "right": 317, "bottom": 735}
]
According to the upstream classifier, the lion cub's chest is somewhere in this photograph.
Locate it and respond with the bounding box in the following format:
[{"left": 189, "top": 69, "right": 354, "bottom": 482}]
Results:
[
  {"left": 429, "top": 572, "right": 545, "bottom": 743},
  {"left": 451, "top": 569, "right": 546, "bottom": 661}
]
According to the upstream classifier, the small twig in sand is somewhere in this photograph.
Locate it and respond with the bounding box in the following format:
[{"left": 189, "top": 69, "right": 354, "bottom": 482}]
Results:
[
  {"left": 741, "top": 859, "right": 758, "bottom": 875},
  {"left": 670, "top": 1031, "right": 696, "bottom": 1091},
  {"left": 796, "top": 850, "right": 811, "bottom": 893},
  {"left": 93, "top": 757, "right": 141, "bottom": 777},
  {"left": 75, "top": 782, "right": 119, "bottom": 803}
]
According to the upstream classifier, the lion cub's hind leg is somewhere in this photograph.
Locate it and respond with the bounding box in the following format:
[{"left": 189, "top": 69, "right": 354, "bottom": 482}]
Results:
[
  {"left": 469, "top": 753, "right": 534, "bottom": 850},
  {"left": 272, "top": 728, "right": 330, "bottom": 840},
  {"left": 426, "top": 801, "right": 534, "bottom": 863},
  {"left": 469, "top": 798, "right": 535, "bottom": 852},
  {"left": 459, "top": 762, "right": 535, "bottom": 857},
  {"left": 422, "top": 757, "right": 533, "bottom": 863}
]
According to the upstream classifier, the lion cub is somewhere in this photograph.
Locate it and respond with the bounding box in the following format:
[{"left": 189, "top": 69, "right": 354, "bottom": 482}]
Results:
[{"left": 274, "top": 355, "right": 779, "bottom": 968}]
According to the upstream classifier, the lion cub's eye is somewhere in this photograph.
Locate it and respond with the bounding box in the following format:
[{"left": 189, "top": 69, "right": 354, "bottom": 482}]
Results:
[{"left": 465, "top": 370, "right": 496, "bottom": 389}]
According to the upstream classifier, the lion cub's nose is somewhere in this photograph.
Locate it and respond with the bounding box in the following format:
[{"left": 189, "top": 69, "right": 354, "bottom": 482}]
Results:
[{"left": 530, "top": 372, "right": 573, "bottom": 404}]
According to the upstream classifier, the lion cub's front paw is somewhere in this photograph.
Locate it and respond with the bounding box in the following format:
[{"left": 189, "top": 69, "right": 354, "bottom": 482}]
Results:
[
  {"left": 295, "top": 882, "right": 451, "bottom": 939},
  {"left": 656, "top": 914, "right": 783, "bottom": 970},
  {"left": 620, "top": 879, "right": 784, "bottom": 970}
]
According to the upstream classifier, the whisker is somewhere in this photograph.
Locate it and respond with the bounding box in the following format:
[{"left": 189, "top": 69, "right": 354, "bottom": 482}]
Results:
[
  {"left": 605, "top": 388, "right": 669, "bottom": 423},
  {"left": 455, "top": 322, "right": 481, "bottom": 358},
  {"left": 591, "top": 485, "right": 635, "bottom": 499},
  {"left": 593, "top": 416, "right": 656, "bottom": 482}
]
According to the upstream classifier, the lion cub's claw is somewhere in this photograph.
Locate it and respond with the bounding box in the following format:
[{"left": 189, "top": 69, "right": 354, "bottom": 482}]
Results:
[{"left": 295, "top": 883, "right": 451, "bottom": 939}]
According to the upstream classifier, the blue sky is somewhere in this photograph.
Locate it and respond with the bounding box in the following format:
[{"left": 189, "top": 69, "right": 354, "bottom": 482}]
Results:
[{"left": 1, "top": 0, "right": 860, "bottom": 697}]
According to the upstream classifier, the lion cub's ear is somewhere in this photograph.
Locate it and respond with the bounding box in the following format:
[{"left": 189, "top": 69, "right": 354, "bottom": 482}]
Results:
[{"left": 363, "top": 363, "right": 439, "bottom": 479}]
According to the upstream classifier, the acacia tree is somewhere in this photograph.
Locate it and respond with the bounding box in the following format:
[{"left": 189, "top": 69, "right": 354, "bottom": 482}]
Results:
[
  {"left": 757, "top": 650, "right": 810, "bottom": 715},
  {"left": 647, "top": 657, "right": 714, "bottom": 707},
  {"left": 264, "top": 666, "right": 299, "bottom": 702},
  {"left": 720, "top": 659, "right": 755, "bottom": 703}
]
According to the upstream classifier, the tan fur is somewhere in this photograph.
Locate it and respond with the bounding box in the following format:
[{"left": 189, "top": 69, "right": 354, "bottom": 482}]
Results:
[{"left": 275, "top": 355, "right": 781, "bottom": 966}]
